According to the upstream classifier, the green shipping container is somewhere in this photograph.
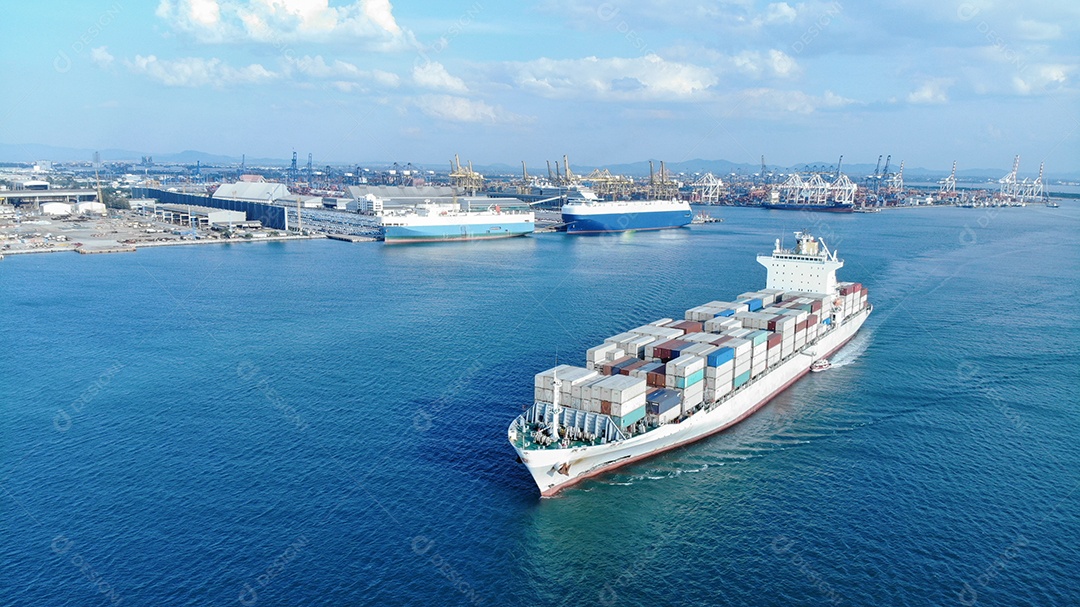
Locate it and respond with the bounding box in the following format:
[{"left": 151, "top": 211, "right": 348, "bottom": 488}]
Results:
[
  {"left": 749, "top": 330, "right": 770, "bottom": 346},
  {"left": 613, "top": 404, "right": 646, "bottom": 429},
  {"left": 733, "top": 370, "right": 751, "bottom": 388},
  {"left": 676, "top": 369, "right": 705, "bottom": 388}
]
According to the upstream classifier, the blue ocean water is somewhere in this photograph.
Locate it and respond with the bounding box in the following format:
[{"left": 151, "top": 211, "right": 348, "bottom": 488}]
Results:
[{"left": 2, "top": 205, "right": 1078, "bottom": 606}]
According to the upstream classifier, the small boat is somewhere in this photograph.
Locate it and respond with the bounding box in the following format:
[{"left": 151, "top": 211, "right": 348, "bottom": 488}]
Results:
[
  {"left": 1047, "top": 201, "right": 1060, "bottom": 208},
  {"left": 810, "top": 359, "right": 832, "bottom": 372},
  {"left": 691, "top": 211, "right": 724, "bottom": 224}
]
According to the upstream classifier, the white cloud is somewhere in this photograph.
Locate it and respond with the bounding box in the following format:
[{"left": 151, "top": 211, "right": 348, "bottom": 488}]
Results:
[
  {"left": 767, "top": 49, "right": 798, "bottom": 77},
  {"left": 127, "top": 55, "right": 278, "bottom": 87},
  {"left": 1014, "top": 19, "right": 1062, "bottom": 41},
  {"left": 279, "top": 55, "right": 401, "bottom": 89},
  {"left": 669, "top": 47, "right": 800, "bottom": 80},
  {"left": 155, "top": 0, "right": 411, "bottom": 47},
  {"left": 736, "top": 88, "right": 855, "bottom": 114},
  {"left": 413, "top": 95, "right": 516, "bottom": 123},
  {"left": 907, "top": 79, "right": 952, "bottom": 104},
  {"left": 1013, "top": 64, "right": 1071, "bottom": 94},
  {"left": 373, "top": 70, "right": 401, "bottom": 88},
  {"left": 90, "top": 46, "right": 115, "bottom": 68},
  {"left": 761, "top": 2, "right": 797, "bottom": 25},
  {"left": 285, "top": 55, "right": 363, "bottom": 79},
  {"left": 506, "top": 54, "right": 716, "bottom": 100},
  {"left": 413, "top": 62, "right": 468, "bottom": 93}
]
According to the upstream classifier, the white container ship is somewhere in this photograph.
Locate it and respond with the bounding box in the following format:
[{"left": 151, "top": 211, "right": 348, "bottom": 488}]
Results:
[{"left": 508, "top": 232, "right": 871, "bottom": 495}]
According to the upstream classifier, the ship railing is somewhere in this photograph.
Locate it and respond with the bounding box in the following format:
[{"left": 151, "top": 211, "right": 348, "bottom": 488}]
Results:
[{"left": 518, "top": 402, "right": 626, "bottom": 448}]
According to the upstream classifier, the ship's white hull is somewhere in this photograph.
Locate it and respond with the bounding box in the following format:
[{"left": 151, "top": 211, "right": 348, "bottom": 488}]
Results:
[{"left": 512, "top": 306, "right": 870, "bottom": 496}]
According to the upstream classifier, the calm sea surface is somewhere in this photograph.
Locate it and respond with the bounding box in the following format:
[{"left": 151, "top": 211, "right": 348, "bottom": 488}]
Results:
[{"left": 2, "top": 205, "right": 1078, "bottom": 606}]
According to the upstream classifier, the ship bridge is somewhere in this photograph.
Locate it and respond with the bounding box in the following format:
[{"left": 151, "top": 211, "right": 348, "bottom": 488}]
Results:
[{"left": 757, "top": 232, "right": 843, "bottom": 294}]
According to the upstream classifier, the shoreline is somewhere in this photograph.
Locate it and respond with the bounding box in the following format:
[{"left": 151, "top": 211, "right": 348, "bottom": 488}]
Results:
[{"left": 2, "top": 234, "right": 326, "bottom": 257}]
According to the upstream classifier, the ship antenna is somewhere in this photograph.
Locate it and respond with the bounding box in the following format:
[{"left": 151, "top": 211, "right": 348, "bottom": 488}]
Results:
[{"left": 550, "top": 371, "right": 562, "bottom": 441}]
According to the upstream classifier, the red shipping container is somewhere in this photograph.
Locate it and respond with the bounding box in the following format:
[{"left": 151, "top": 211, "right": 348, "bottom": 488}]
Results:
[
  {"left": 710, "top": 336, "right": 733, "bottom": 347},
  {"left": 620, "top": 360, "right": 648, "bottom": 376},
  {"left": 767, "top": 333, "right": 783, "bottom": 348},
  {"left": 671, "top": 320, "right": 704, "bottom": 333},
  {"left": 811, "top": 301, "right": 822, "bottom": 313},
  {"left": 600, "top": 401, "right": 612, "bottom": 415},
  {"left": 807, "top": 315, "right": 818, "bottom": 326}
]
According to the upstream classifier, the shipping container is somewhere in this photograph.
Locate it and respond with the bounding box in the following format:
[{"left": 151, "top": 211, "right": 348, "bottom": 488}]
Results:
[
  {"left": 604, "top": 331, "right": 637, "bottom": 346},
  {"left": 733, "top": 370, "right": 751, "bottom": 388},
  {"left": 611, "top": 404, "right": 647, "bottom": 429},
  {"left": 586, "top": 343, "right": 619, "bottom": 366},
  {"left": 707, "top": 346, "right": 735, "bottom": 367}
]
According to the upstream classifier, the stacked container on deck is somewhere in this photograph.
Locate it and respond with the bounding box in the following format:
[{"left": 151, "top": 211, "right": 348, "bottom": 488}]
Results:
[
  {"left": 533, "top": 365, "right": 599, "bottom": 408},
  {"left": 836, "top": 282, "right": 869, "bottom": 320},
  {"left": 541, "top": 282, "right": 868, "bottom": 430}
]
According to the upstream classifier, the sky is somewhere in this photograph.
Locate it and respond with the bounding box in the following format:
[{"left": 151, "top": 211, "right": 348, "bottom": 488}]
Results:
[{"left": 1, "top": 0, "right": 1077, "bottom": 172}]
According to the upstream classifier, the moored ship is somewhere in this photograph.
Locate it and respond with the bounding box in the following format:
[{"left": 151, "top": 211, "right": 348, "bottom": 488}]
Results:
[
  {"left": 380, "top": 202, "right": 534, "bottom": 244},
  {"left": 508, "top": 232, "right": 871, "bottom": 495},
  {"left": 561, "top": 198, "right": 694, "bottom": 233}
]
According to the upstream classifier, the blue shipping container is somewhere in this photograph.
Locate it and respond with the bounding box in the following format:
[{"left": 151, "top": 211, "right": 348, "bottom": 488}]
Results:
[
  {"left": 613, "top": 405, "right": 647, "bottom": 428},
  {"left": 716, "top": 309, "right": 735, "bottom": 317},
  {"left": 646, "top": 389, "right": 681, "bottom": 414},
  {"left": 707, "top": 347, "right": 735, "bottom": 367},
  {"left": 676, "top": 369, "right": 705, "bottom": 389}
]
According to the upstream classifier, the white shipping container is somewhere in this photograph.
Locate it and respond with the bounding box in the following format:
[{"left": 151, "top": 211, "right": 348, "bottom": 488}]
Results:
[
  {"left": 587, "top": 344, "right": 619, "bottom": 365},
  {"left": 682, "top": 332, "right": 717, "bottom": 344},
  {"left": 605, "top": 332, "right": 637, "bottom": 345},
  {"left": 655, "top": 407, "right": 682, "bottom": 424},
  {"left": 620, "top": 334, "right": 656, "bottom": 358},
  {"left": 593, "top": 375, "right": 648, "bottom": 403},
  {"left": 706, "top": 358, "right": 735, "bottom": 376},
  {"left": 682, "top": 343, "right": 718, "bottom": 358},
  {"left": 608, "top": 393, "right": 647, "bottom": 417},
  {"left": 668, "top": 354, "right": 706, "bottom": 376},
  {"left": 535, "top": 364, "right": 578, "bottom": 390},
  {"left": 605, "top": 348, "right": 627, "bottom": 362}
]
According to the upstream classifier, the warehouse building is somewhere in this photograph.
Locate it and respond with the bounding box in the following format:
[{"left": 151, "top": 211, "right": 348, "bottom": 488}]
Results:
[{"left": 154, "top": 204, "right": 249, "bottom": 229}]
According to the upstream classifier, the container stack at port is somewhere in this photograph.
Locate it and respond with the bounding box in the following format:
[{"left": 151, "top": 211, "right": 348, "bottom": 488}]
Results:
[{"left": 530, "top": 284, "right": 870, "bottom": 432}]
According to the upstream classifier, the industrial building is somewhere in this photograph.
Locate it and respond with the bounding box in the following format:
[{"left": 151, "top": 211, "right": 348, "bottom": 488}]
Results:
[
  {"left": 213, "top": 181, "right": 290, "bottom": 203},
  {"left": 75, "top": 201, "right": 107, "bottom": 215},
  {"left": 153, "top": 204, "right": 251, "bottom": 229},
  {"left": 0, "top": 187, "right": 99, "bottom": 208}
]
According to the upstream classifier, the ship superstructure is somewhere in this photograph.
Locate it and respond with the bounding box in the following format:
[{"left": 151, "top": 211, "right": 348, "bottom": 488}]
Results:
[{"left": 508, "top": 232, "right": 871, "bottom": 495}]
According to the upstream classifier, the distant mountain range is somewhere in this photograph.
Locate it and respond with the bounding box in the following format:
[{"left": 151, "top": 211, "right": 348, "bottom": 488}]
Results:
[{"left": 2, "top": 143, "right": 1074, "bottom": 181}]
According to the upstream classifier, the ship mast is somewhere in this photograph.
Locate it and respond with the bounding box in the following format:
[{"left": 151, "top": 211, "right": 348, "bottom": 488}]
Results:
[{"left": 550, "top": 373, "right": 562, "bottom": 442}]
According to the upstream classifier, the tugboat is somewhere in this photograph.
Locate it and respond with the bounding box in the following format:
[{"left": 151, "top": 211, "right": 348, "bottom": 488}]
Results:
[{"left": 810, "top": 359, "right": 832, "bottom": 372}]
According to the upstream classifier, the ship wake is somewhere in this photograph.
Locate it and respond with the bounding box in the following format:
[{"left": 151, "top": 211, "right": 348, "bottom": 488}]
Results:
[{"left": 829, "top": 329, "right": 872, "bottom": 368}]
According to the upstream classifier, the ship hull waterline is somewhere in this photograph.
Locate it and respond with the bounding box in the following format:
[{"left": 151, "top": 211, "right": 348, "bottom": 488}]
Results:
[{"left": 512, "top": 305, "right": 870, "bottom": 496}]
